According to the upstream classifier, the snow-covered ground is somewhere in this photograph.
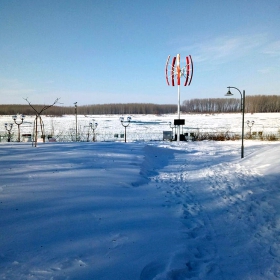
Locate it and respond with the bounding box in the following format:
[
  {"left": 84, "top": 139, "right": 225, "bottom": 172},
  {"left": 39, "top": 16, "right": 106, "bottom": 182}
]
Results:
[
  {"left": 1, "top": 113, "right": 279, "bottom": 142},
  {"left": 1, "top": 139, "right": 280, "bottom": 279}
]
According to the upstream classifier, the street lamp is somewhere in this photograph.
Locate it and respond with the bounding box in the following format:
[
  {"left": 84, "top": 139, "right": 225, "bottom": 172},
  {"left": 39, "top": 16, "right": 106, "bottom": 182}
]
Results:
[
  {"left": 247, "top": 120, "right": 255, "bottom": 138},
  {"left": 119, "top": 116, "right": 131, "bottom": 143},
  {"left": 5, "top": 123, "right": 13, "bottom": 142},
  {"left": 225, "top": 86, "right": 245, "bottom": 158},
  {"left": 89, "top": 121, "right": 98, "bottom": 142},
  {"left": 12, "top": 114, "right": 25, "bottom": 142},
  {"left": 74, "top": 102, "right": 78, "bottom": 141}
]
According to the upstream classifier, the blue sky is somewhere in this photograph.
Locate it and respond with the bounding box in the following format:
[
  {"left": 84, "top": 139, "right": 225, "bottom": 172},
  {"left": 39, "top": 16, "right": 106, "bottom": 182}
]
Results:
[{"left": 0, "top": 0, "right": 280, "bottom": 106}]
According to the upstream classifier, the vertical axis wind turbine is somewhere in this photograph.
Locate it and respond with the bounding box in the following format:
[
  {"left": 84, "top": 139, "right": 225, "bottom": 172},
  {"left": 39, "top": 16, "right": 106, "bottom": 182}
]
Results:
[
  {"left": 165, "top": 54, "right": 193, "bottom": 140},
  {"left": 165, "top": 54, "right": 193, "bottom": 118}
]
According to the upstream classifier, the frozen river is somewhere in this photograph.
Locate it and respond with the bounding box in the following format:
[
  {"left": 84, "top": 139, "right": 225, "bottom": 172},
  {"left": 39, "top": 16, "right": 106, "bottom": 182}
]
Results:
[{"left": 0, "top": 113, "right": 279, "bottom": 142}]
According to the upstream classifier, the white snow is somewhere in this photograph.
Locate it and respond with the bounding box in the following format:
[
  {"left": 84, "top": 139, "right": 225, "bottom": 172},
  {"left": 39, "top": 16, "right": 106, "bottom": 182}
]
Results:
[
  {"left": 0, "top": 114, "right": 280, "bottom": 279},
  {"left": 1, "top": 113, "right": 279, "bottom": 142}
]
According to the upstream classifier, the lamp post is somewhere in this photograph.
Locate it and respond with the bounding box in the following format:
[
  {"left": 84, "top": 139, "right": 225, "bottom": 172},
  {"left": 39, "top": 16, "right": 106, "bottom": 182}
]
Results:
[
  {"left": 12, "top": 114, "right": 25, "bottom": 142},
  {"left": 74, "top": 102, "right": 78, "bottom": 141},
  {"left": 225, "top": 86, "right": 245, "bottom": 158},
  {"left": 247, "top": 120, "right": 255, "bottom": 138},
  {"left": 5, "top": 123, "right": 13, "bottom": 142},
  {"left": 89, "top": 121, "right": 98, "bottom": 142},
  {"left": 119, "top": 116, "right": 131, "bottom": 143}
]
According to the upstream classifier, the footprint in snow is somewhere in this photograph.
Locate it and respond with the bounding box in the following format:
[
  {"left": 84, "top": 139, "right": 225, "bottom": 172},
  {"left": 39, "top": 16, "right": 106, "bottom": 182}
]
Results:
[
  {"left": 109, "top": 233, "right": 128, "bottom": 249},
  {"left": 139, "top": 261, "right": 166, "bottom": 280}
]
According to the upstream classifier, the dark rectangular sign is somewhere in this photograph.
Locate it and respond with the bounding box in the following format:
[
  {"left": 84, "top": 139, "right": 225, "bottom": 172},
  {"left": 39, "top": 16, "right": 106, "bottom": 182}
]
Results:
[{"left": 174, "top": 119, "right": 185, "bottom": 125}]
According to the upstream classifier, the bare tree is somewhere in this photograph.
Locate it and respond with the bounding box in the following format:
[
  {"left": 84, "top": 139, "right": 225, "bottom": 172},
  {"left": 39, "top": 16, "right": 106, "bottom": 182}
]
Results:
[{"left": 23, "top": 98, "right": 60, "bottom": 147}]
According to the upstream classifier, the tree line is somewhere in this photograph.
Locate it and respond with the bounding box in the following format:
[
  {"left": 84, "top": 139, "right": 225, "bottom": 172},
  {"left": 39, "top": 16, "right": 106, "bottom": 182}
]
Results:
[
  {"left": 182, "top": 95, "right": 280, "bottom": 113},
  {"left": 0, "top": 103, "right": 177, "bottom": 116},
  {"left": 0, "top": 95, "right": 279, "bottom": 116}
]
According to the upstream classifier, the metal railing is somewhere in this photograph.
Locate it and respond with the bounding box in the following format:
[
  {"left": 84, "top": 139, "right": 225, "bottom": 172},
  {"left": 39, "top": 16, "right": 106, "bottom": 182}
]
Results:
[{"left": 0, "top": 130, "right": 279, "bottom": 143}]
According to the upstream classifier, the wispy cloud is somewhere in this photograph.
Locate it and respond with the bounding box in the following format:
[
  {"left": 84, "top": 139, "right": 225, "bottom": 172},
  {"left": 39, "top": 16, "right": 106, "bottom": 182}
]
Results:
[
  {"left": 0, "top": 78, "right": 36, "bottom": 99},
  {"left": 257, "top": 67, "right": 274, "bottom": 74},
  {"left": 262, "top": 40, "right": 280, "bottom": 56},
  {"left": 180, "top": 34, "right": 267, "bottom": 64}
]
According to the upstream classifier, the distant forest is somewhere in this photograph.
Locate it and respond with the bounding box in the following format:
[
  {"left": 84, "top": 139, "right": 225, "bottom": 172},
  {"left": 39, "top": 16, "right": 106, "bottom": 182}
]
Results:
[
  {"left": 182, "top": 95, "right": 280, "bottom": 113},
  {"left": 0, "top": 95, "right": 279, "bottom": 115}
]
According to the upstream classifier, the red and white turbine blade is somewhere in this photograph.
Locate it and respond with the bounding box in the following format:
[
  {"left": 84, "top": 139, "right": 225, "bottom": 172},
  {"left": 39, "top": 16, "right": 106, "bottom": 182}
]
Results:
[
  {"left": 177, "top": 54, "right": 180, "bottom": 85},
  {"left": 188, "top": 55, "right": 193, "bottom": 86},
  {"left": 184, "top": 56, "right": 190, "bottom": 86},
  {"left": 165, "top": 55, "right": 170, "bottom": 85},
  {"left": 171, "top": 56, "right": 176, "bottom": 86}
]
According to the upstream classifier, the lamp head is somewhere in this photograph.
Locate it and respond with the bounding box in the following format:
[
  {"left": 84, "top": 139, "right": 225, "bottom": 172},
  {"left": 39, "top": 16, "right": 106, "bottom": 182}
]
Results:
[
  {"left": 119, "top": 117, "right": 124, "bottom": 122},
  {"left": 12, "top": 115, "right": 17, "bottom": 121},
  {"left": 225, "top": 88, "right": 234, "bottom": 96},
  {"left": 21, "top": 114, "right": 25, "bottom": 120}
]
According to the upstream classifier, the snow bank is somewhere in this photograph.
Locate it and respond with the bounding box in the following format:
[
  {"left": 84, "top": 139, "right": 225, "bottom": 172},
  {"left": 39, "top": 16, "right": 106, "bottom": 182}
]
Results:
[{"left": 0, "top": 141, "right": 280, "bottom": 279}]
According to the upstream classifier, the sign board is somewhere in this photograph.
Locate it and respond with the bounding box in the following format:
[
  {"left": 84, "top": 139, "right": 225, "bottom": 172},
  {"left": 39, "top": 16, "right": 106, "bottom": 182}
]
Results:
[{"left": 174, "top": 119, "right": 185, "bottom": 125}]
